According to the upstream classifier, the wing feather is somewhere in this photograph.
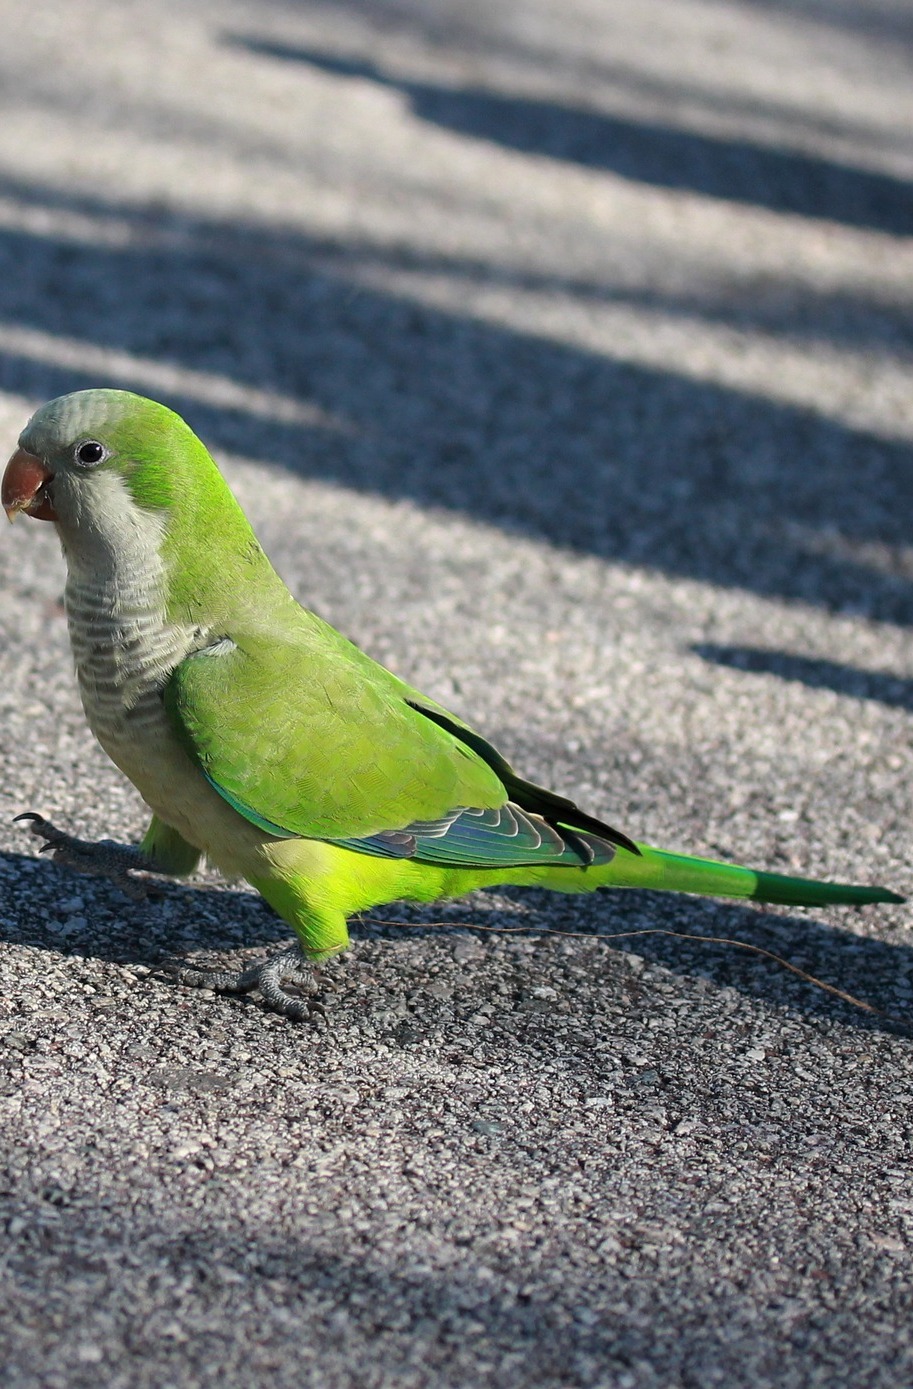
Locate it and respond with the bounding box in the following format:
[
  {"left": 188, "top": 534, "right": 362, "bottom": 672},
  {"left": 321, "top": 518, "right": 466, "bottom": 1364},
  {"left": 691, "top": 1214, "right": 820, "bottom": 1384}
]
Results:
[{"left": 164, "top": 615, "right": 633, "bottom": 870}]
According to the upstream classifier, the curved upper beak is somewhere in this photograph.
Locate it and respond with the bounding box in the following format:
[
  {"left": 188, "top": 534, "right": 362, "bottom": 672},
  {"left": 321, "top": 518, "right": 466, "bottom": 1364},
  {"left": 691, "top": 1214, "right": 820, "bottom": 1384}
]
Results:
[{"left": 2, "top": 448, "right": 57, "bottom": 522}]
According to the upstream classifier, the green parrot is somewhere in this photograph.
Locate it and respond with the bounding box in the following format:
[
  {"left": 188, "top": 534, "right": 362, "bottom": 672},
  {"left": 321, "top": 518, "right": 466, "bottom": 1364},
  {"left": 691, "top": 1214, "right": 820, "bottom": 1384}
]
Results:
[{"left": 2, "top": 389, "right": 903, "bottom": 1020}]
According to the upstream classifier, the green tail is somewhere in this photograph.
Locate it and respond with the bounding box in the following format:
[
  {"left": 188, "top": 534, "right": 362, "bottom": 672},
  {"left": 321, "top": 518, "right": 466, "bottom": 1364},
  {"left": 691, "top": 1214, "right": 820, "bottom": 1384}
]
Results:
[{"left": 582, "top": 842, "right": 904, "bottom": 908}]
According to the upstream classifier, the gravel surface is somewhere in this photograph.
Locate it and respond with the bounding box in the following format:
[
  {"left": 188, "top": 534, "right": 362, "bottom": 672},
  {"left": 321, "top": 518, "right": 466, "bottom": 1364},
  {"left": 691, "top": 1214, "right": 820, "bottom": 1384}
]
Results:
[{"left": 0, "top": 1, "right": 912, "bottom": 1385}]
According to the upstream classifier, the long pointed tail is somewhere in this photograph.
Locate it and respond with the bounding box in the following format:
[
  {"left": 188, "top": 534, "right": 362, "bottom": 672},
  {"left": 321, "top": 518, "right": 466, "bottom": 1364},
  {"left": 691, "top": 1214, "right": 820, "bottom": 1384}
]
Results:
[{"left": 577, "top": 842, "right": 904, "bottom": 908}]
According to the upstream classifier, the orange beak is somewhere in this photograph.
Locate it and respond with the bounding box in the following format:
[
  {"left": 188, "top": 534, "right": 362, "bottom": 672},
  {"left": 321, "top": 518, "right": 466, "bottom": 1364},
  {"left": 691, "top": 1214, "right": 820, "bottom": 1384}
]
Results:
[{"left": 2, "top": 448, "right": 57, "bottom": 522}]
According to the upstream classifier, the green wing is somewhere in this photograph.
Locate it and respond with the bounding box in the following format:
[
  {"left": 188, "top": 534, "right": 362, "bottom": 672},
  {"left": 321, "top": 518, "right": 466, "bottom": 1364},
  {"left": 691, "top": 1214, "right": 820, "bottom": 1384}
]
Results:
[
  {"left": 164, "top": 613, "right": 636, "bottom": 868},
  {"left": 164, "top": 618, "right": 507, "bottom": 841}
]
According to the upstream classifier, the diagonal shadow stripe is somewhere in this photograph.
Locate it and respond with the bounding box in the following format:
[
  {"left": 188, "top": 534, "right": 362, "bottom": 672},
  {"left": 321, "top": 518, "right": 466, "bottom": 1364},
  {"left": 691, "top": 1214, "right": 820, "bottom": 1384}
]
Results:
[
  {"left": 0, "top": 176, "right": 911, "bottom": 623},
  {"left": 229, "top": 37, "right": 913, "bottom": 235},
  {"left": 693, "top": 644, "right": 913, "bottom": 710}
]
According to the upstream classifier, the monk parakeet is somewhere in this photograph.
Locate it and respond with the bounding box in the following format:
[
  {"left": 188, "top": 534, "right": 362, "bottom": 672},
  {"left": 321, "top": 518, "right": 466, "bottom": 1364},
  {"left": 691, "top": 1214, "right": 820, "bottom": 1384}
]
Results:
[{"left": 2, "top": 390, "right": 903, "bottom": 1020}]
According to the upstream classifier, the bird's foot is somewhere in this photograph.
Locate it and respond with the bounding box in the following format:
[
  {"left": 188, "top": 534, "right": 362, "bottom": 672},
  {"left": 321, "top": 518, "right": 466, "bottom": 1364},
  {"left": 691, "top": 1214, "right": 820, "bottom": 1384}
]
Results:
[
  {"left": 173, "top": 945, "right": 332, "bottom": 1024},
  {"left": 15, "top": 813, "right": 156, "bottom": 901}
]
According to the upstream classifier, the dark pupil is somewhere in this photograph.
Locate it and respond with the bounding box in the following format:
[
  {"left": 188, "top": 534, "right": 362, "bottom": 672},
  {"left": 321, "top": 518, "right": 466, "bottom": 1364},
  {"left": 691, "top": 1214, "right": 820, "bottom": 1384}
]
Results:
[{"left": 77, "top": 441, "right": 103, "bottom": 465}]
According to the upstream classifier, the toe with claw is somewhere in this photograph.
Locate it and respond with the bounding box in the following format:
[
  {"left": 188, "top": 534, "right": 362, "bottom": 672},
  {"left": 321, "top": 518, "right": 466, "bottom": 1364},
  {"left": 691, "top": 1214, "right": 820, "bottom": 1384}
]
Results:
[
  {"left": 172, "top": 944, "right": 331, "bottom": 1024},
  {"left": 15, "top": 812, "right": 155, "bottom": 900}
]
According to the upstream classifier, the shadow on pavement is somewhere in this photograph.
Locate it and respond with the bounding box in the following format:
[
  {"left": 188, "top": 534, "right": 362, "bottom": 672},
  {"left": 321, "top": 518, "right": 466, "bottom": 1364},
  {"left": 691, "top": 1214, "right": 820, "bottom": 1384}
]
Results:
[
  {"left": 2, "top": 850, "right": 909, "bottom": 1038},
  {"left": 737, "top": 0, "right": 913, "bottom": 46},
  {"left": 284, "top": 239, "right": 913, "bottom": 357},
  {"left": 2, "top": 1198, "right": 903, "bottom": 1385},
  {"left": 229, "top": 37, "right": 913, "bottom": 235},
  {"left": 0, "top": 176, "right": 912, "bottom": 625},
  {"left": 265, "top": 0, "right": 913, "bottom": 57},
  {"left": 694, "top": 644, "right": 913, "bottom": 710}
]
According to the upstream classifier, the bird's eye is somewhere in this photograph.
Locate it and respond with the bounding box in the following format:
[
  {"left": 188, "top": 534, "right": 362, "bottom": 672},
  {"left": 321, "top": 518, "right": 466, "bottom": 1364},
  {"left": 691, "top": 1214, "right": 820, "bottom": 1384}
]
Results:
[{"left": 75, "top": 440, "right": 105, "bottom": 467}]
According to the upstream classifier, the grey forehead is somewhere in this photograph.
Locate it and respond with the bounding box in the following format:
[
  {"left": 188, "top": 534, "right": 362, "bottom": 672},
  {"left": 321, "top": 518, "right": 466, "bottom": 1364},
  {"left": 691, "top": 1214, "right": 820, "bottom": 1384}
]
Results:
[{"left": 19, "top": 390, "right": 123, "bottom": 455}]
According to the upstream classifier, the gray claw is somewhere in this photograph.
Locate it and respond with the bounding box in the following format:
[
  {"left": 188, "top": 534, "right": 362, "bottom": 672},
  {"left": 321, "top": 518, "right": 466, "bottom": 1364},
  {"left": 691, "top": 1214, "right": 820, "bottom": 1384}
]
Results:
[
  {"left": 172, "top": 945, "right": 330, "bottom": 1025},
  {"left": 15, "top": 812, "right": 153, "bottom": 898}
]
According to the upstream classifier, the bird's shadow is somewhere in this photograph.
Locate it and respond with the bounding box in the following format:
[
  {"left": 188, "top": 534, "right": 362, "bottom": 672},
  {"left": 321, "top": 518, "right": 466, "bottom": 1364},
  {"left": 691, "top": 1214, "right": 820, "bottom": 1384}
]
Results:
[{"left": 2, "top": 849, "right": 909, "bottom": 1039}]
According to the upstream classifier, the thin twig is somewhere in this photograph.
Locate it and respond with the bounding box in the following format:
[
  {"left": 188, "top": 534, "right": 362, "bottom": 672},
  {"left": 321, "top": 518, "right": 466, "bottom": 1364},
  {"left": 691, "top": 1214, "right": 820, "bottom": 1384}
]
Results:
[{"left": 360, "top": 916, "right": 909, "bottom": 1027}]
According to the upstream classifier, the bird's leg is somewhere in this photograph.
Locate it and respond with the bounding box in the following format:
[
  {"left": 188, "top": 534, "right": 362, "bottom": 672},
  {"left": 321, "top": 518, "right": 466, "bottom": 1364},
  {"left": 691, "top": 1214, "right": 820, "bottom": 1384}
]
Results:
[
  {"left": 14, "top": 813, "right": 157, "bottom": 901},
  {"left": 174, "top": 944, "right": 332, "bottom": 1024}
]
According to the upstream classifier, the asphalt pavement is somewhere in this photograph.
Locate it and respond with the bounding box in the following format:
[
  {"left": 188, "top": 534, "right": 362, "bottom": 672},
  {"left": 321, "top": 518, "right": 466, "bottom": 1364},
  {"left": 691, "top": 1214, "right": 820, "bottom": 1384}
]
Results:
[{"left": 0, "top": 2, "right": 912, "bottom": 1385}]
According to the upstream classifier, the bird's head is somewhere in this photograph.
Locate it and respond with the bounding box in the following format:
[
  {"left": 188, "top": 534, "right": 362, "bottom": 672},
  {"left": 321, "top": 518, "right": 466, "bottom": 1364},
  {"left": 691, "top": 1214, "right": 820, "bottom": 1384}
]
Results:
[
  {"left": 3, "top": 389, "right": 275, "bottom": 621},
  {"left": 2, "top": 388, "right": 188, "bottom": 530}
]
